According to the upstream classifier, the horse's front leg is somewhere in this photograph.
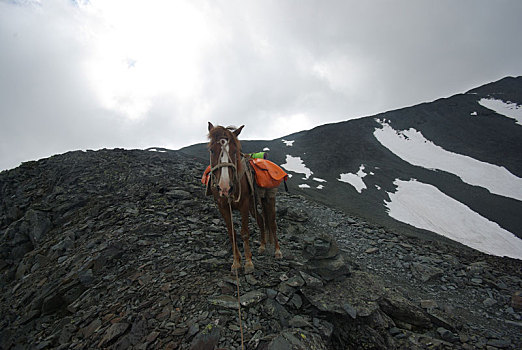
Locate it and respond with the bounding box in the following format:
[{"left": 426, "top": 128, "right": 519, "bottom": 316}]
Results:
[
  {"left": 240, "top": 202, "right": 254, "bottom": 274},
  {"left": 219, "top": 203, "right": 241, "bottom": 272}
]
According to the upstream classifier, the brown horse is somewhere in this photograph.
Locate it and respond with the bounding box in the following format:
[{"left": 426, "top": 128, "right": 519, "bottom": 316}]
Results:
[{"left": 207, "top": 122, "right": 282, "bottom": 273}]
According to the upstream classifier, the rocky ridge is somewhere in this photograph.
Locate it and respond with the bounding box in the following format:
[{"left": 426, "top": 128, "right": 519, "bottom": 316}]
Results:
[{"left": 0, "top": 148, "right": 521, "bottom": 349}]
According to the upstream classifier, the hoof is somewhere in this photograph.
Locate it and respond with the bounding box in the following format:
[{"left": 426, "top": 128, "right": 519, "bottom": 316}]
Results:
[
  {"left": 231, "top": 261, "right": 241, "bottom": 272},
  {"left": 275, "top": 249, "right": 283, "bottom": 259},
  {"left": 244, "top": 261, "right": 254, "bottom": 274},
  {"left": 258, "top": 244, "right": 266, "bottom": 254}
]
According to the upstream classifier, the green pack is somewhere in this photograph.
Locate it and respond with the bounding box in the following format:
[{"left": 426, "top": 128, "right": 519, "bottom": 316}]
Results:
[{"left": 248, "top": 152, "right": 267, "bottom": 159}]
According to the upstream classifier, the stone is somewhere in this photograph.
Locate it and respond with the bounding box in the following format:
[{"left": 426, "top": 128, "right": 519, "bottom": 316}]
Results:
[
  {"left": 306, "top": 253, "right": 350, "bottom": 281},
  {"left": 365, "top": 247, "right": 379, "bottom": 254},
  {"left": 240, "top": 290, "right": 266, "bottom": 307},
  {"left": 313, "top": 318, "right": 334, "bottom": 338},
  {"left": 285, "top": 275, "right": 305, "bottom": 288},
  {"left": 23, "top": 209, "right": 52, "bottom": 247},
  {"left": 299, "top": 271, "right": 323, "bottom": 288},
  {"left": 263, "top": 298, "right": 290, "bottom": 326},
  {"left": 289, "top": 315, "right": 312, "bottom": 328},
  {"left": 379, "top": 295, "right": 431, "bottom": 328},
  {"left": 343, "top": 303, "right": 357, "bottom": 319},
  {"left": 190, "top": 324, "right": 221, "bottom": 350},
  {"left": 420, "top": 299, "right": 438, "bottom": 309},
  {"left": 483, "top": 297, "right": 497, "bottom": 307},
  {"left": 266, "top": 288, "right": 278, "bottom": 299},
  {"left": 486, "top": 338, "right": 511, "bottom": 348},
  {"left": 470, "top": 278, "right": 483, "bottom": 285},
  {"left": 187, "top": 323, "right": 200, "bottom": 338},
  {"left": 99, "top": 323, "right": 129, "bottom": 347},
  {"left": 511, "top": 290, "right": 522, "bottom": 310},
  {"left": 78, "top": 269, "right": 94, "bottom": 287},
  {"left": 437, "top": 327, "right": 459, "bottom": 343},
  {"left": 42, "top": 292, "right": 66, "bottom": 315},
  {"left": 208, "top": 295, "right": 238, "bottom": 309},
  {"left": 285, "top": 207, "right": 308, "bottom": 222},
  {"left": 265, "top": 330, "right": 328, "bottom": 350},
  {"left": 289, "top": 294, "right": 303, "bottom": 309},
  {"left": 166, "top": 190, "right": 191, "bottom": 200},
  {"left": 275, "top": 292, "right": 290, "bottom": 305},
  {"left": 80, "top": 319, "right": 102, "bottom": 338},
  {"left": 410, "top": 263, "right": 443, "bottom": 282},
  {"left": 303, "top": 233, "right": 339, "bottom": 260},
  {"left": 389, "top": 327, "right": 402, "bottom": 336}
]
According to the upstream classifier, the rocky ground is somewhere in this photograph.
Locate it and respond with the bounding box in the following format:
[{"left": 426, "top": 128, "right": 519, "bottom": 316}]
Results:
[{"left": 0, "top": 148, "right": 521, "bottom": 349}]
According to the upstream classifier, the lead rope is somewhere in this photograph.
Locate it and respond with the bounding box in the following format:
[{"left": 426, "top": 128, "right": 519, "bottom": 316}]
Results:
[{"left": 228, "top": 199, "right": 245, "bottom": 350}]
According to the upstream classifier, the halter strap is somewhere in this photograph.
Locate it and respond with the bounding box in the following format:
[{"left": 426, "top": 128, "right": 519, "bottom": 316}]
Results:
[{"left": 210, "top": 162, "right": 237, "bottom": 173}]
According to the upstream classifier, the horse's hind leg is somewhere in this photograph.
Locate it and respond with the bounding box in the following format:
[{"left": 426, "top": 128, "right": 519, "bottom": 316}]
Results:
[
  {"left": 263, "top": 196, "right": 282, "bottom": 259},
  {"left": 252, "top": 206, "right": 267, "bottom": 254}
]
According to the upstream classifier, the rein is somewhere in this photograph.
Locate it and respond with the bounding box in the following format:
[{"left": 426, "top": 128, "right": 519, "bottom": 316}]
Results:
[{"left": 228, "top": 198, "right": 245, "bottom": 350}]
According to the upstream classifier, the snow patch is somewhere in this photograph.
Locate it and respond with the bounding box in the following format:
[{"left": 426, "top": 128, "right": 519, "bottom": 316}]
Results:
[
  {"left": 338, "top": 164, "right": 367, "bottom": 193},
  {"left": 299, "top": 184, "right": 311, "bottom": 188},
  {"left": 470, "top": 111, "right": 477, "bottom": 116},
  {"left": 373, "top": 119, "right": 522, "bottom": 201},
  {"left": 385, "top": 179, "right": 522, "bottom": 260},
  {"left": 313, "top": 177, "right": 327, "bottom": 183},
  {"left": 281, "top": 155, "right": 313, "bottom": 179},
  {"left": 317, "top": 185, "right": 324, "bottom": 190},
  {"left": 282, "top": 139, "right": 295, "bottom": 146},
  {"left": 478, "top": 98, "right": 522, "bottom": 125}
]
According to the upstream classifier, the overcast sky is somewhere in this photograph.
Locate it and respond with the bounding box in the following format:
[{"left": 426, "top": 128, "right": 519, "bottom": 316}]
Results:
[{"left": 1, "top": 0, "right": 522, "bottom": 171}]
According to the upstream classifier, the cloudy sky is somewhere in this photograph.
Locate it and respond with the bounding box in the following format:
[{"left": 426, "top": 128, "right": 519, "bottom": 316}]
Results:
[{"left": 1, "top": 0, "right": 522, "bottom": 171}]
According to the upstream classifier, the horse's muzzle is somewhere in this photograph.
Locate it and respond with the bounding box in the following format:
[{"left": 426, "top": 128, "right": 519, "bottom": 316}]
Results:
[{"left": 218, "top": 184, "right": 232, "bottom": 198}]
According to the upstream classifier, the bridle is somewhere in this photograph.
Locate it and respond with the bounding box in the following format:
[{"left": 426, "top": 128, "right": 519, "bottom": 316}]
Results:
[
  {"left": 210, "top": 138, "right": 237, "bottom": 174},
  {"left": 209, "top": 138, "right": 242, "bottom": 202}
]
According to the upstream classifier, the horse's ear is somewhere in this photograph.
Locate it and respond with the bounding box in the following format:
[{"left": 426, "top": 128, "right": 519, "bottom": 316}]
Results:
[
  {"left": 208, "top": 122, "right": 214, "bottom": 132},
  {"left": 234, "top": 125, "right": 244, "bottom": 137}
]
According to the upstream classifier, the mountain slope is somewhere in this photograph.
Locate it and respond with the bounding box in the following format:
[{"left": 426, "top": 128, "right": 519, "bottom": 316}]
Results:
[
  {"left": 181, "top": 76, "right": 522, "bottom": 258},
  {"left": 1, "top": 148, "right": 521, "bottom": 349}
]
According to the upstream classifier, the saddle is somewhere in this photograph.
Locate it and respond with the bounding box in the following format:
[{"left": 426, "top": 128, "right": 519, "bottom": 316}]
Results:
[{"left": 202, "top": 155, "right": 288, "bottom": 195}]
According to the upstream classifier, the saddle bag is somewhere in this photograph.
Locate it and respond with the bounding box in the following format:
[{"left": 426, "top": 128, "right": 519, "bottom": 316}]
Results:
[
  {"left": 249, "top": 158, "right": 288, "bottom": 189},
  {"left": 202, "top": 165, "right": 211, "bottom": 185}
]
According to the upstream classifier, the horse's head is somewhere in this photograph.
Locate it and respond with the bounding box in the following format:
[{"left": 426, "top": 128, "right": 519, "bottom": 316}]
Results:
[{"left": 207, "top": 122, "right": 244, "bottom": 198}]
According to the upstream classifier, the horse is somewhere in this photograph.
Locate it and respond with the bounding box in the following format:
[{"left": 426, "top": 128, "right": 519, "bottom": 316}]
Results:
[{"left": 206, "top": 122, "right": 282, "bottom": 273}]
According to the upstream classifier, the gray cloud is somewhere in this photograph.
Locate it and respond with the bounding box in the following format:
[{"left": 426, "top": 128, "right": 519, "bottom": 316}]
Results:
[{"left": 1, "top": 0, "right": 522, "bottom": 171}]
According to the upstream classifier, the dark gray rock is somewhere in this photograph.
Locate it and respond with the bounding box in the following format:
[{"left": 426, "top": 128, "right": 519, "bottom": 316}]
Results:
[
  {"left": 190, "top": 323, "right": 221, "bottom": 350},
  {"left": 306, "top": 253, "right": 350, "bottom": 281},
  {"left": 486, "top": 338, "right": 511, "bottom": 349},
  {"left": 379, "top": 295, "right": 431, "bottom": 328},
  {"left": 240, "top": 290, "right": 266, "bottom": 307},
  {"left": 22, "top": 209, "right": 51, "bottom": 247},
  {"left": 208, "top": 295, "right": 238, "bottom": 310},
  {"left": 410, "top": 262, "right": 444, "bottom": 282},
  {"left": 167, "top": 189, "right": 191, "bottom": 200},
  {"left": 303, "top": 233, "right": 339, "bottom": 260},
  {"left": 99, "top": 323, "right": 129, "bottom": 347}
]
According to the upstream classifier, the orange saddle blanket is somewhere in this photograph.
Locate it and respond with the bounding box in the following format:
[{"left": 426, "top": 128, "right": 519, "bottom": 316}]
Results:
[{"left": 202, "top": 158, "right": 288, "bottom": 189}]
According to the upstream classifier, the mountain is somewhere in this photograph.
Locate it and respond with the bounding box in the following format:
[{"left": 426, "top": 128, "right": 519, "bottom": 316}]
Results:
[
  {"left": 181, "top": 76, "right": 522, "bottom": 259},
  {"left": 1, "top": 148, "right": 521, "bottom": 349}
]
